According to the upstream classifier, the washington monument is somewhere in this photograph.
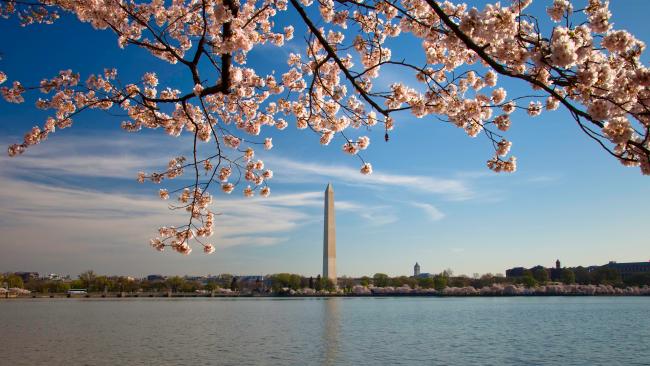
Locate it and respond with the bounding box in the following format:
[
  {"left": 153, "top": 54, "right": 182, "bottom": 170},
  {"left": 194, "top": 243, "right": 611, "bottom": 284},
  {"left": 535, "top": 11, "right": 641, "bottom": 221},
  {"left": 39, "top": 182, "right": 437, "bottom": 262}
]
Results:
[{"left": 323, "top": 183, "right": 336, "bottom": 282}]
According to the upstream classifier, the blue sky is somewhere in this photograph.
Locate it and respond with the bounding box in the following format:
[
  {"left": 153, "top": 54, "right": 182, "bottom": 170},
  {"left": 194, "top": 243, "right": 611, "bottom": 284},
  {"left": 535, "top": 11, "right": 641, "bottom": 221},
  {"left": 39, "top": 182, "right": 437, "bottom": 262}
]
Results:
[{"left": 0, "top": 1, "right": 649, "bottom": 278}]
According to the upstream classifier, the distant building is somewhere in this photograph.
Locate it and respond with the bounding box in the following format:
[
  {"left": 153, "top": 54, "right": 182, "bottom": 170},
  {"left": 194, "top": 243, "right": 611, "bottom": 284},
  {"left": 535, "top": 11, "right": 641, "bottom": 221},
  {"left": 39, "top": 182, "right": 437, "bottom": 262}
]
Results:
[
  {"left": 238, "top": 275, "right": 267, "bottom": 286},
  {"left": 605, "top": 261, "right": 650, "bottom": 280},
  {"left": 506, "top": 260, "right": 650, "bottom": 281},
  {"left": 550, "top": 259, "right": 562, "bottom": 281},
  {"left": 147, "top": 274, "right": 165, "bottom": 282},
  {"left": 506, "top": 261, "right": 561, "bottom": 281},
  {"left": 46, "top": 273, "right": 67, "bottom": 281},
  {"left": 412, "top": 263, "right": 433, "bottom": 278},
  {"left": 505, "top": 267, "right": 526, "bottom": 278},
  {"left": 185, "top": 276, "right": 208, "bottom": 284}
]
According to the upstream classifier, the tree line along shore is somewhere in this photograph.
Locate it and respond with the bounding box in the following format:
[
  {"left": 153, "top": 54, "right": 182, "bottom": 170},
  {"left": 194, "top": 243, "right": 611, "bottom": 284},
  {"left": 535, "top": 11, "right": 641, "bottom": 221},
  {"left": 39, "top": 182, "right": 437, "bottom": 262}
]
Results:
[{"left": 2, "top": 270, "right": 650, "bottom": 298}]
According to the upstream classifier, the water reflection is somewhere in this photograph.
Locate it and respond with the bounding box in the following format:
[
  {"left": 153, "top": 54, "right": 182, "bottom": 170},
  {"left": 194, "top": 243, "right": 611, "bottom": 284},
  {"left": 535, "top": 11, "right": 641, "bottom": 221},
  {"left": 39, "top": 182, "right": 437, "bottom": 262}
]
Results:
[
  {"left": 322, "top": 298, "right": 341, "bottom": 366},
  {"left": 2, "top": 298, "right": 649, "bottom": 365}
]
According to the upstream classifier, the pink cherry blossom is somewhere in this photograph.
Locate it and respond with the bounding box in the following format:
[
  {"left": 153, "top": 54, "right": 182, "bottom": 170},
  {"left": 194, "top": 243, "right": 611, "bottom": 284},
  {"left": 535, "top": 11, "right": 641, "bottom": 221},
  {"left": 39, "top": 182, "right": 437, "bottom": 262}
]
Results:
[
  {"left": 264, "top": 137, "right": 273, "bottom": 150},
  {"left": 360, "top": 163, "right": 373, "bottom": 175},
  {"left": 2, "top": 0, "right": 649, "bottom": 256},
  {"left": 203, "top": 244, "right": 215, "bottom": 254},
  {"left": 222, "top": 183, "right": 235, "bottom": 194}
]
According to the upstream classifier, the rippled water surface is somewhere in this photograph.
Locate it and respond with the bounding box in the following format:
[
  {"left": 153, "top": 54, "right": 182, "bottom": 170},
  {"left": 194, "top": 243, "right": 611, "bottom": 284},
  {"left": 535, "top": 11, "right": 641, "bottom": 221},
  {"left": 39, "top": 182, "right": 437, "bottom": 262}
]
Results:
[{"left": 1, "top": 297, "right": 649, "bottom": 365}]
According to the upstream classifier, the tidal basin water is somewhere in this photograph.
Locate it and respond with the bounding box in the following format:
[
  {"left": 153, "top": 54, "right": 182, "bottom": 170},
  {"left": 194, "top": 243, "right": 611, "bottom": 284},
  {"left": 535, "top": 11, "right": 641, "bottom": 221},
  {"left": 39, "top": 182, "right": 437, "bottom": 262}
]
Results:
[{"left": 1, "top": 297, "right": 649, "bottom": 365}]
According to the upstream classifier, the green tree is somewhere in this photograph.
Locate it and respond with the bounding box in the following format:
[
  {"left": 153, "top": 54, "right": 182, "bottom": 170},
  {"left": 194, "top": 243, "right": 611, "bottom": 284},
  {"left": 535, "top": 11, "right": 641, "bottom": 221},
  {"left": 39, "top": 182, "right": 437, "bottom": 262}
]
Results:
[
  {"left": 359, "top": 276, "right": 370, "bottom": 287},
  {"left": 624, "top": 273, "right": 650, "bottom": 287},
  {"left": 24, "top": 278, "right": 43, "bottom": 293},
  {"left": 340, "top": 277, "right": 354, "bottom": 293},
  {"left": 389, "top": 276, "right": 407, "bottom": 287},
  {"left": 405, "top": 277, "right": 417, "bottom": 289},
  {"left": 270, "top": 273, "right": 286, "bottom": 291},
  {"left": 573, "top": 267, "right": 591, "bottom": 284},
  {"left": 373, "top": 273, "right": 389, "bottom": 287},
  {"left": 48, "top": 281, "right": 70, "bottom": 293},
  {"left": 219, "top": 274, "right": 234, "bottom": 288},
  {"left": 532, "top": 267, "right": 549, "bottom": 284},
  {"left": 180, "top": 280, "right": 201, "bottom": 293},
  {"left": 145, "top": 280, "right": 167, "bottom": 292},
  {"left": 79, "top": 270, "right": 97, "bottom": 290},
  {"left": 269, "top": 273, "right": 302, "bottom": 291},
  {"left": 204, "top": 280, "right": 220, "bottom": 292},
  {"left": 315, "top": 275, "right": 322, "bottom": 291},
  {"left": 70, "top": 279, "right": 84, "bottom": 289},
  {"left": 417, "top": 277, "right": 434, "bottom": 289},
  {"left": 5, "top": 274, "right": 24, "bottom": 288},
  {"left": 472, "top": 273, "right": 496, "bottom": 288},
  {"left": 561, "top": 269, "right": 576, "bottom": 284},
  {"left": 230, "top": 277, "right": 239, "bottom": 292},
  {"left": 165, "top": 276, "right": 185, "bottom": 292},
  {"left": 289, "top": 274, "right": 302, "bottom": 290},
  {"left": 450, "top": 275, "right": 471, "bottom": 288},
  {"left": 124, "top": 277, "right": 141, "bottom": 292},
  {"left": 521, "top": 274, "right": 537, "bottom": 288},
  {"left": 433, "top": 275, "right": 447, "bottom": 291},
  {"left": 592, "top": 267, "right": 621, "bottom": 285},
  {"left": 94, "top": 276, "right": 113, "bottom": 293},
  {"left": 322, "top": 278, "right": 335, "bottom": 292}
]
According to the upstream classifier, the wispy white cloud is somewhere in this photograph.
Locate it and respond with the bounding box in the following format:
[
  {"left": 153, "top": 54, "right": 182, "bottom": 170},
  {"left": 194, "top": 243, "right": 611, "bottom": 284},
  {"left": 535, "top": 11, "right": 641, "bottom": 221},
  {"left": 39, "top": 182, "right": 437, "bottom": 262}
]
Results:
[
  {"left": 0, "top": 133, "right": 179, "bottom": 180},
  {"left": 0, "top": 174, "right": 318, "bottom": 249},
  {"left": 526, "top": 175, "right": 560, "bottom": 183},
  {"left": 0, "top": 132, "right": 397, "bottom": 252},
  {"left": 335, "top": 201, "right": 364, "bottom": 211},
  {"left": 0, "top": 157, "right": 373, "bottom": 260},
  {"left": 247, "top": 191, "right": 321, "bottom": 207},
  {"left": 359, "top": 210, "right": 400, "bottom": 226},
  {"left": 268, "top": 156, "right": 474, "bottom": 201},
  {"left": 453, "top": 170, "right": 497, "bottom": 180},
  {"left": 218, "top": 236, "right": 288, "bottom": 248},
  {"left": 2, "top": 133, "right": 474, "bottom": 202},
  {"left": 410, "top": 202, "right": 445, "bottom": 221},
  {"left": 0, "top": 131, "right": 471, "bottom": 274}
]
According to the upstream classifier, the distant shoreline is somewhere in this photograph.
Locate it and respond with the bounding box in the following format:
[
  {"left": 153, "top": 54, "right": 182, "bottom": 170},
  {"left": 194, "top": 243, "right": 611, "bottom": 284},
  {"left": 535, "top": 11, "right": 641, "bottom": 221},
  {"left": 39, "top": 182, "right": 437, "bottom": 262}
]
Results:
[
  {"left": 3, "top": 293, "right": 650, "bottom": 299},
  {"left": 4, "top": 283, "right": 650, "bottom": 299}
]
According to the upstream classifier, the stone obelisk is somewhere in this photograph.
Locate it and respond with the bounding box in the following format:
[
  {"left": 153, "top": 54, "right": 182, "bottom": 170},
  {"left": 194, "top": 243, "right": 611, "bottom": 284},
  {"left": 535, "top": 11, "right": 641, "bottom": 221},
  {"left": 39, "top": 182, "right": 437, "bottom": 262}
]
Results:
[{"left": 323, "top": 183, "right": 336, "bottom": 282}]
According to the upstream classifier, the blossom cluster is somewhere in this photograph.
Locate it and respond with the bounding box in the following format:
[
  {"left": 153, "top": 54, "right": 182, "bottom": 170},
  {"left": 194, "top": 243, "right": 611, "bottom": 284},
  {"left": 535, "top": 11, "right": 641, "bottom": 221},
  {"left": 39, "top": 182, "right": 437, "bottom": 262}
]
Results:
[
  {"left": 3, "top": 0, "right": 650, "bottom": 255},
  {"left": 0, "top": 0, "right": 59, "bottom": 26}
]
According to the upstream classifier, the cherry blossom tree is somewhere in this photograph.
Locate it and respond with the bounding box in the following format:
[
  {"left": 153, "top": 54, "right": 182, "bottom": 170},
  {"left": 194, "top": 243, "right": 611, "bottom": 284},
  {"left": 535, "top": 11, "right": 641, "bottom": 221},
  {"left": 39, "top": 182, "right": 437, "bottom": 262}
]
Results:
[{"left": 1, "top": 0, "right": 649, "bottom": 254}]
